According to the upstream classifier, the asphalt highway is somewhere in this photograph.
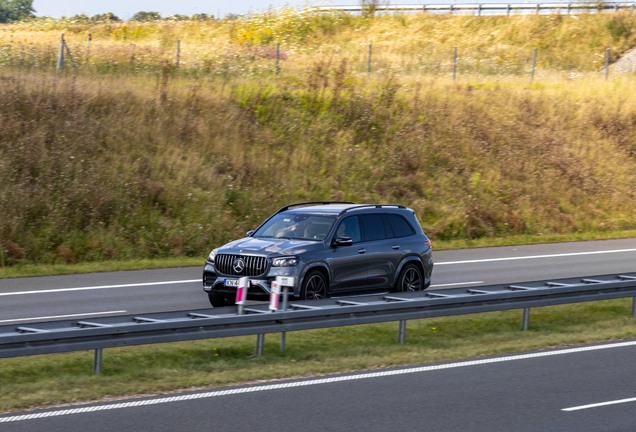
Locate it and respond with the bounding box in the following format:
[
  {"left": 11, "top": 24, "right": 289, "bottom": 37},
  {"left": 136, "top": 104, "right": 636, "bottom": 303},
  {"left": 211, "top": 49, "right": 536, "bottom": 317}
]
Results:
[
  {"left": 3, "top": 339, "right": 636, "bottom": 431},
  {"left": 1, "top": 238, "right": 636, "bottom": 325}
]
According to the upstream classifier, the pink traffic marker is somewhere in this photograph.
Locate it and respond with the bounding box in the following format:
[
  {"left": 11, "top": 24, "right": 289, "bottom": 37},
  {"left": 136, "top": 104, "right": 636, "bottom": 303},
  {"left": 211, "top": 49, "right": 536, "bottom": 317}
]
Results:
[{"left": 236, "top": 277, "right": 249, "bottom": 314}]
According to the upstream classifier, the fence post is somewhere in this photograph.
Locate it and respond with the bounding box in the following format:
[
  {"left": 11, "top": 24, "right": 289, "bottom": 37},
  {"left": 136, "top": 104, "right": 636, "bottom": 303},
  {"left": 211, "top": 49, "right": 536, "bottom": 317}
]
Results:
[
  {"left": 86, "top": 34, "right": 91, "bottom": 64},
  {"left": 530, "top": 47, "right": 537, "bottom": 83},
  {"left": 477, "top": 3, "right": 482, "bottom": 16},
  {"left": 367, "top": 43, "right": 372, "bottom": 74},
  {"left": 275, "top": 42, "right": 280, "bottom": 75},
  {"left": 453, "top": 46, "right": 457, "bottom": 82},
  {"left": 614, "top": 4, "right": 618, "bottom": 12},
  {"left": 536, "top": 3, "right": 540, "bottom": 14},
  {"left": 605, "top": 48, "right": 610, "bottom": 81},
  {"left": 93, "top": 348, "right": 103, "bottom": 374},
  {"left": 398, "top": 320, "right": 407, "bottom": 343},
  {"left": 522, "top": 308, "right": 530, "bottom": 331},
  {"left": 567, "top": 3, "right": 571, "bottom": 15},
  {"left": 176, "top": 39, "right": 180, "bottom": 70},
  {"left": 56, "top": 33, "right": 64, "bottom": 72},
  {"left": 507, "top": 4, "right": 511, "bottom": 15}
]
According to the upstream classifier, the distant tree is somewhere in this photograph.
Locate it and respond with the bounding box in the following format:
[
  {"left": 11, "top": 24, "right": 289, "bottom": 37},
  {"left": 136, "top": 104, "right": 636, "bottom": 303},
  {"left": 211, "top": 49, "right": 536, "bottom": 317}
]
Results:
[
  {"left": 165, "top": 14, "right": 188, "bottom": 21},
  {"left": 0, "top": 0, "right": 35, "bottom": 23},
  {"left": 91, "top": 12, "right": 121, "bottom": 22},
  {"left": 131, "top": 11, "right": 161, "bottom": 21},
  {"left": 191, "top": 13, "right": 213, "bottom": 21}
]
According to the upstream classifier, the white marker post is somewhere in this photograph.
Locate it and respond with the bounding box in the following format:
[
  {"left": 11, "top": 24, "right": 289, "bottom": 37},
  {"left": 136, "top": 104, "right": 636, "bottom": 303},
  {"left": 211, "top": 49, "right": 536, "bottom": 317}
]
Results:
[
  {"left": 269, "top": 280, "right": 281, "bottom": 312},
  {"left": 276, "top": 276, "right": 294, "bottom": 352},
  {"left": 236, "top": 277, "right": 248, "bottom": 315}
]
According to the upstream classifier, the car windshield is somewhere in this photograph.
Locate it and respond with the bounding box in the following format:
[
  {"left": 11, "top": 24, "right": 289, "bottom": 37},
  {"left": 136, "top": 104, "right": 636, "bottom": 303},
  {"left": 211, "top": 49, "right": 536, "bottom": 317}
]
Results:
[{"left": 254, "top": 213, "right": 336, "bottom": 241}]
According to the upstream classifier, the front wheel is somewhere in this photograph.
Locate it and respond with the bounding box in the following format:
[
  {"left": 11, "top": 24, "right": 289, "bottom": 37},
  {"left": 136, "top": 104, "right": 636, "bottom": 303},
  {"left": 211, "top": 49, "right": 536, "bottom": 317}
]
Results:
[
  {"left": 208, "top": 292, "right": 233, "bottom": 308},
  {"left": 396, "top": 264, "right": 423, "bottom": 293},
  {"left": 301, "top": 270, "right": 328, "bottom": 300}
]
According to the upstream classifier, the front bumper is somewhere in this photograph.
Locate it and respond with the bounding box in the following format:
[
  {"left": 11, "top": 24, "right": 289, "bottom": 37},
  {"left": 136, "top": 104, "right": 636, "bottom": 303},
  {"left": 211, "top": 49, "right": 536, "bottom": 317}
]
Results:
[{"left": 202, "top": 261, "right": 301, "bottom": 299}]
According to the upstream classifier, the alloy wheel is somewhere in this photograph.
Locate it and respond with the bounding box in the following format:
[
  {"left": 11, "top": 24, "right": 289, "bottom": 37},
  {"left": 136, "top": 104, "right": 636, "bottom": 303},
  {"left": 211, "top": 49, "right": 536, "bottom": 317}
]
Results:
[
  {"left": 305, "top": 274, "right": 327, "bottom": 300},
  {"left": 401, "top": 267, "right": 422, "bottom": 292}
]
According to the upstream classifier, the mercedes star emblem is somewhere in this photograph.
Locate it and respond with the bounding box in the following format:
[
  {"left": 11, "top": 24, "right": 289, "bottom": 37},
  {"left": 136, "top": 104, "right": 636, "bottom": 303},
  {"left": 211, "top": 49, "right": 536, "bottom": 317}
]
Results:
[{"left": 233, "top": 257, "right": 245, "bottom": 274}]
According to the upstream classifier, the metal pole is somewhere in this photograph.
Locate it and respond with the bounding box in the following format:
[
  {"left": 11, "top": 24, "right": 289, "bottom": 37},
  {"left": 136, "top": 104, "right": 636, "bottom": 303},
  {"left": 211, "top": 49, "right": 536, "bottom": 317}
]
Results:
[
  {"left": 398, "top": 320, "right": 406, "bottom": 344},
  {"left": 453, "top": 46, "right": 457, "bottom": 82},
  {"left": 631, "top": 297, "right": 636, "bottom": 317},
  {"left": 255, "top": 333, "right": 264, "bottom": 356},
  {"left": 605, "top": 48, "right": 610, "bottom": 81},
  {"left": 275, "top": 42, "right": 280, "bottom": 75},
  {"left": 522, "top": 308, "right": 530, "bottom": 330},
  {"left": 93, "top": 348, "right": 102, "bottom": 374},
  {"left": 507, "top": 4, "right": 511, "bottom": 15},
  {"left": 530, "top": 47, "right": 537, "bottom": 83},
  {"left": 280, "top": 286, "right": 289, "bottom": 352},
  {"left": 86, "top": 34, "right": 91, "bottom": 64},
  {"left": 567, "top": 3, "right": 571, "bottom": 15},
  {"left": 367, "top": 43, "right": 372, "bottom": 74},
  {"left": 536, "top": 3, "right": 540, "bottom": 14},
  {"left": 56, "top": 33, "right": 64, "bottom": 72},
  {"left": 176, "top": 39, "right": 180, "bottom": 70},
  {"left": 477, "top": 3, "right": 482, "bottom": 16}
]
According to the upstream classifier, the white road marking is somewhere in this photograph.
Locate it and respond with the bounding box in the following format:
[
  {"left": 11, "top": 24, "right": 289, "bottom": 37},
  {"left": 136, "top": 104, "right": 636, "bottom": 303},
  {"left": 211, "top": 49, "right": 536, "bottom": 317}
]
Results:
[
  {"left": 0, "top": 280, "right": 201, "bottom": 297},
  {"left": 562, "top": 397, "right": 636, "bottom": 412},
  {"left": 3, "top": 339, "right": 636, "bottom": 423},
  {"left": 0, "top": 311, "right": 127, "bottom": 324},
  {"left": 430, "top": 281, "right": 484, "bottom": 288},
  {"left": 436, "top": 248, "right": 636, "bottom": 266}
]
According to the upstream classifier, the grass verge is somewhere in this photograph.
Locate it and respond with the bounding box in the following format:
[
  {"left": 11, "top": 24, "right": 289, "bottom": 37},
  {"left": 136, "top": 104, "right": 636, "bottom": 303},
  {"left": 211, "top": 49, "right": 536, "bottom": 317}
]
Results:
[
  {"left": 2, "top": 229, "right": 635, "bottom": 279},
  {"left": 2, "top": 298, "right": 636, "bottom": 413}
]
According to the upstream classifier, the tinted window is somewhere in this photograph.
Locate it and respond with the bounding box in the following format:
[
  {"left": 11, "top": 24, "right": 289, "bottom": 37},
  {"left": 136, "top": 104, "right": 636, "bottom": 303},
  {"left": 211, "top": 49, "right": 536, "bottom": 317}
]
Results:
[
  {"left": 335, "top": 216, "right": 361, "bottom": 243},
  {"left": 382, "top": 215, "right": 395, "bottom": 239},
  {"left": 387, "top": 215, "right": 415, "bottom": 238},
  {"left": 361, "top": 214, "right": 386, "bottom": 242},
  {"left": 255, "top": 214, "right": 336, "bottom": 241}
]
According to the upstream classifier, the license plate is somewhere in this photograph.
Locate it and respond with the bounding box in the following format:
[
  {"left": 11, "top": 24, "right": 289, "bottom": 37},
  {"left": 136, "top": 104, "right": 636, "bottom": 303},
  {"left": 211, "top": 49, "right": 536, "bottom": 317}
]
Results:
[{"left": 224, "top": 279, "right": 240, "bottom": 287}]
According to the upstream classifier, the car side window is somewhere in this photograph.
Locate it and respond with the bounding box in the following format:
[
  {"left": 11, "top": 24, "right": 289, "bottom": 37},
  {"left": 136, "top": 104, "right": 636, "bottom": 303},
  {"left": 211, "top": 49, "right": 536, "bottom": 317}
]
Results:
[
  {"left": 360, "top": 214, "right": 386, "bottom": 242},
  {"left": 387, "top": 214, "right": 415, "bottom": 238},
  {"left": 382, "top": 215, "right": 395, "bottom": 239},
  {"left": 335, "top": 216, "right": 361, "bottom": 243}
]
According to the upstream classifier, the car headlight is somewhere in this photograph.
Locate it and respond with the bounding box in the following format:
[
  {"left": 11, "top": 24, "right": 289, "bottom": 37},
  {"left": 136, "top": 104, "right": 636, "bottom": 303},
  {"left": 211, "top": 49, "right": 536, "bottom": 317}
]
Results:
[
  {"left": 208, "top": 248, "right": 219, "bottom": 263},
  {"left": 272, "top": 256, "right": 299, "bottom": 267}
]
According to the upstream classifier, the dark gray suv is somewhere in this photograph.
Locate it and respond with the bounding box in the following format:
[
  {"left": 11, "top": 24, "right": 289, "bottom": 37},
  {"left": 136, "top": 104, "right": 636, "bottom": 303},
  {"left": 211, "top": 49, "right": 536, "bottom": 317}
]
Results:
[{"left": 202, "top": 202, "right": 433, "bottom": 307}]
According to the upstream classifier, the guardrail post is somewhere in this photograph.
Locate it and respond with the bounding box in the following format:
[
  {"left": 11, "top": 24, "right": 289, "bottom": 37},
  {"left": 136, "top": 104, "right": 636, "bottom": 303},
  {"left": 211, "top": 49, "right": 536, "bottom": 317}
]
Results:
[
  {"left": 631, "top": 297, "right": 636, "bottom": 317},
  {"left": 255, "top": 333, "right": 264, "bottom": 356},
  {"left": 398, "top": 320, "right": 406, "bottom": 343},
  {"left": 535, "top": 3, "right": 540, "bottom": 14},
  {"left": 93, "top": 348, "right": 102, "bottom": 374},
  {"left": 367, "top": 43, "right": 372, "bottom": 74},
  {"left": 453, "top": 46, "right": 457, "bottom": 82},
  {"left": 506, "top": 4, "right": 511, "bottom": 15},
  {"left": 522, "top": 308, "right": 530, "bottom": 331},
  {"left": 477, "top": 3, "right": 482, "bottom": 16},
  {"left": 567, "top": 3, "right": 571, "bottom": 15},
  {"left": 280, "top": 286, "right": 289, "bottom": 352},
  {"left": 605, "top": 48, "right": 610, "bottom": 81}
]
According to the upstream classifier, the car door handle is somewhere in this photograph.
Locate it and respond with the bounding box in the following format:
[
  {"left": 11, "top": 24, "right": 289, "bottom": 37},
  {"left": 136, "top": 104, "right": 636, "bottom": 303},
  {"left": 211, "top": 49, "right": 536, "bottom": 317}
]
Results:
[
  {"left": 392, "top": 245, "right": 400, "bottom": 250},
  {"left": 358, "top": 248, "right": 366, "bottom": 254}
]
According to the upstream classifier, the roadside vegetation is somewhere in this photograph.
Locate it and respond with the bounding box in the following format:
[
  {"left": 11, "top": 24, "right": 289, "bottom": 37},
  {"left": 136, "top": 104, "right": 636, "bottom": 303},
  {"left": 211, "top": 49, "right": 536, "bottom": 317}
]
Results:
[
  {"left": 1, "top": 10, "right": 636, "bottom": 267},
  {"left": 2, "top": 298, "right": 636, "bottom": 413}
]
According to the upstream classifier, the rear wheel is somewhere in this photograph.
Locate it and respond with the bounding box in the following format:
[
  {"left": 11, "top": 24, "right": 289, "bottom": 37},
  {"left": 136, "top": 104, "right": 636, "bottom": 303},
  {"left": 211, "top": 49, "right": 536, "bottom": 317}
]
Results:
[
  {"left": 208, "top": 292, "right": 233, "bottom": 308},
  {"left": 301, "top": 270, "right": 328, "bottom": 300},
  {"left": 396, "top": 264, "right": 423, "bottom": 293}
]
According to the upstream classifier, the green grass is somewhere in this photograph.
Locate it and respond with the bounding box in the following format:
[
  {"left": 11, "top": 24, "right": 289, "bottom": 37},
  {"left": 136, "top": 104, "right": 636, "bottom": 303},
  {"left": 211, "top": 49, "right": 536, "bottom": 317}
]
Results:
[
  {"left": 2, "top": 298, "right": 636, "bottom": 413},
  {"left": 2, "top": 229, "right": 635, "bottom": 279}
]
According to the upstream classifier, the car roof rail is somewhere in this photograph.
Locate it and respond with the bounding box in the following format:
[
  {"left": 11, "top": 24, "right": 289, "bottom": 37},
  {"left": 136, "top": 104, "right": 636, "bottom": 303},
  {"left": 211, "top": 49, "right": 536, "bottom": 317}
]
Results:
[
  {"left": 338, "top": 204, "right": 406, "bottom": 215},
  {"left": 276, "top": 202, "right": 355, "bottom": 214}
]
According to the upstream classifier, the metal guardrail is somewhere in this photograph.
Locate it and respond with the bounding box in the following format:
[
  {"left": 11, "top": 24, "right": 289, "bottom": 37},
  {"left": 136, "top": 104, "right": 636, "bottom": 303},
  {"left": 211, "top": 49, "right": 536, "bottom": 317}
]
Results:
[
  {"left": 2, "top": 272, "right": 636, "bottom": 373},
  {"left": 316, "top": 3, "right": 636, "bottom": 15}
]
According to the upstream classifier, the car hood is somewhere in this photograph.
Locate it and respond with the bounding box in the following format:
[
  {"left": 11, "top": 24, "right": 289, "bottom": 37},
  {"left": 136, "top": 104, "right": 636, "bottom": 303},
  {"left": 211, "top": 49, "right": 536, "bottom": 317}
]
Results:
[{"left": 218, "top": 237, "right": 323, "bottom": 257}]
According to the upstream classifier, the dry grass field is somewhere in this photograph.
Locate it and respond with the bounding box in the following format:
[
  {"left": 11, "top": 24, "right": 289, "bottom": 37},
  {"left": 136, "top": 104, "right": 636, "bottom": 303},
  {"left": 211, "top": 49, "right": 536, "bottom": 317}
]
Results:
[{"left": 1, "top": 11, "right": 636, "bottom": 265}]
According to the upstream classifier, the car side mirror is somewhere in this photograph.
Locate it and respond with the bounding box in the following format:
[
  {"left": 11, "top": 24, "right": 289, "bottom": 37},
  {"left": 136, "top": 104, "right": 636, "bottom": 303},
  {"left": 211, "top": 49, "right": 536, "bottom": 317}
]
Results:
[
  {"left": 333, "top": 237, "right": 353, "bottom": 247},
  {"left": 246, "top": 230, "right": 255, "bottom": 237}
]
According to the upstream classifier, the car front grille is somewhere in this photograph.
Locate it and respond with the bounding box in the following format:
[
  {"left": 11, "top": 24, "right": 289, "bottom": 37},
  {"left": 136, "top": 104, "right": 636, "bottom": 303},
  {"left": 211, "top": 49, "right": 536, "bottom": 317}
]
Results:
[{"left": 215, "top": 254, "right": 268, "bottom": 277}]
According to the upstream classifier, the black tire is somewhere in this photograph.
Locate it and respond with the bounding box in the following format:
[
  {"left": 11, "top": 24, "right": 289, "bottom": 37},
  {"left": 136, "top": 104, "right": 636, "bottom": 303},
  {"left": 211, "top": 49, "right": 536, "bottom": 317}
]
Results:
[
  {"left": 208, "top": 292, "right": 233, "bottom": 308},
  {"left": 301, "top": 270, "right": 329, "bottom": 300},
  {"left": 396, "top": 263, "right": 423, "bottom": 293}
]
